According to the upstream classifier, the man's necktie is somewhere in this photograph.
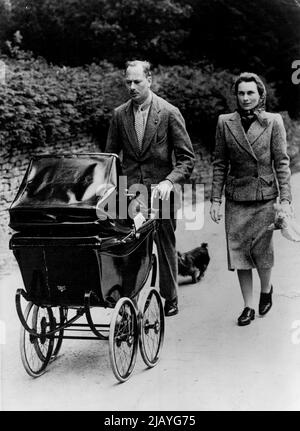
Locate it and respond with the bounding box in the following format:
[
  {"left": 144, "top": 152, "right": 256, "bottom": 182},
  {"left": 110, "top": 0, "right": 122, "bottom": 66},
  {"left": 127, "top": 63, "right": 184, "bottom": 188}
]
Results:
[{"left": 134, "top": 106, "right": 144, "bottom": 151}]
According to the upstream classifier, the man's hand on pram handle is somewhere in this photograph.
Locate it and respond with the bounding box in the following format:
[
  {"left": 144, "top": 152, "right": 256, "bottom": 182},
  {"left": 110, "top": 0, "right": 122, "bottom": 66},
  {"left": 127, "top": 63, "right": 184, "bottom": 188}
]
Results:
[
  {"left": 127, "top": 191, "right": 157, "bottom": 232},
  {"left": 125, "top": 182, "right": 175, "bottom": 232},
  {"left": 152, "top": 179, "right": 174, "bottom": 201}
]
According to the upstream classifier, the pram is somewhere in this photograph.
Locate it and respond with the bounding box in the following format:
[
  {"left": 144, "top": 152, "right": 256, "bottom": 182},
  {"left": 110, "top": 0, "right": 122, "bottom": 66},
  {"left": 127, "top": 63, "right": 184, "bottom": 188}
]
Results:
[{"left": 9, "top": 153, "right": 164, "bottom": 382}]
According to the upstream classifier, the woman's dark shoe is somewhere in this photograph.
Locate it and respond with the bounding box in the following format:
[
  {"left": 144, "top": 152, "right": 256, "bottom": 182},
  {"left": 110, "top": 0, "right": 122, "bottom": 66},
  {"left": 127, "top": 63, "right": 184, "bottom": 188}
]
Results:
[
  {"left": 237, "top": 307, "right": 255, "bottom": 326},
  {"left": 259, "top": 285, "right": 273, "bottom": 316}
]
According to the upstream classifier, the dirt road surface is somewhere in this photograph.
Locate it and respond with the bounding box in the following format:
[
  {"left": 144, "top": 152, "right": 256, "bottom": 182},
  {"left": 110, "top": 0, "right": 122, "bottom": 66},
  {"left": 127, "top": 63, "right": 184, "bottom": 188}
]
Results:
[{"left": 1, "top": 174, "right": 300, "bottom": 411}]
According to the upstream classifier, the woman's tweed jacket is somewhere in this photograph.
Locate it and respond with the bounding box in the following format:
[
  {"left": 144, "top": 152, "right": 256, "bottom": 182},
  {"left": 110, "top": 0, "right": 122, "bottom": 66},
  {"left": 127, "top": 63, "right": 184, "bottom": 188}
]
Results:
[{"left": 211, "top": 111, "right": 292, "bottom": 203}]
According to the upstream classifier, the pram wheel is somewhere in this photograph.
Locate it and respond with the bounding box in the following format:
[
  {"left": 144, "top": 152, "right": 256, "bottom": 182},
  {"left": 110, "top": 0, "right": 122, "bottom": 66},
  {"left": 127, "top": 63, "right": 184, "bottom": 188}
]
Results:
[
  {"left": 139, "top": 289, "right": 165, "bottom": 367},
  {"left": 109, "top": 298, "right": 138, "bottom": 382},
  {"left": 20, "top": 302, "right": 55, "bottom": 377},
  {"left": 50, "top": 306, "right": 66, "bottom": 360}
]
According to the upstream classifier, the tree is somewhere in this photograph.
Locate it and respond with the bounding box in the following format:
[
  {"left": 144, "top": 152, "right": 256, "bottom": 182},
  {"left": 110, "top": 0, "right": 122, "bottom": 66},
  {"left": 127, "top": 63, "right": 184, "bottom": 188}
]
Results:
[
  {"left": 182, "top": 0, "right": 300, "bottom": 117},
  {"left": 5, "top": 0, "right": 300, "bottom": 116},
  {"left": 0, "top": 0, "right": 11, "bottom": 48},
  {"left": 8, "top": 0, "right": 191, "bottom": 65}
]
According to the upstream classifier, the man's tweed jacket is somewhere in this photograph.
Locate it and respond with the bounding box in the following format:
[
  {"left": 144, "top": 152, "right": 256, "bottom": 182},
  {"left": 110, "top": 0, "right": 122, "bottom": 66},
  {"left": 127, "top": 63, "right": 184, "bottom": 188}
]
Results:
[{"left": 105, "top": 92, "right": 195, "bottom": 189}]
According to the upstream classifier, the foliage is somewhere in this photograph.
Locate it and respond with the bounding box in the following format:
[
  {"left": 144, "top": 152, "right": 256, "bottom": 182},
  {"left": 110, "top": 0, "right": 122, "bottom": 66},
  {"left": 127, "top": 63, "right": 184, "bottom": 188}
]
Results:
[
  {"left": 2, "top": 0, "right": 298, "bottom": 116},
  {"left": 90, "top": 0, "right": 192, "bottom": 65},
  {"left": 181, "top": 0, "right": 300, "bottom": 117},
  {"left": 0, "top": 49, "right": 281, "bottom": 154},
  {"left": 5, "top": 0, "right": 191, "bottom": 66},
  {"left": 0, "top": 49, "right": 126, "bottom": 151},
  {"left": 182, "top": 0, "right": 299, "bottom": 72},
  {"left": 0, "top": 0, "right": 11, "bottom": 44},
  {"left": 281, "top": 111, "right": 300, "bottom": 172},
  {"left": 153, "top": 63, "right": 278, "bottom": 149}
]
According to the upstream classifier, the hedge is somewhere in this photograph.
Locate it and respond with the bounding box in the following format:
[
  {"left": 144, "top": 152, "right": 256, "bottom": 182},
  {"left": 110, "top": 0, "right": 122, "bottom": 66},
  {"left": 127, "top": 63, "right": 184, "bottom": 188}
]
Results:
[
  {"left": 0, "top": 49, "right": 129, "bottom": 151},
  {"left": 0, "top": 49, "right": 281, "bottom": 154}
]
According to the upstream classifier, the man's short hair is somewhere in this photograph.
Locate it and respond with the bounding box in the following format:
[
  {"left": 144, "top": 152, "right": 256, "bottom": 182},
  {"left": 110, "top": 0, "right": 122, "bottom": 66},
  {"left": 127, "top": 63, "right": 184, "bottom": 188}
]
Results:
[{"left": 125, "top": 60, "right": 152, "bottom": 77}]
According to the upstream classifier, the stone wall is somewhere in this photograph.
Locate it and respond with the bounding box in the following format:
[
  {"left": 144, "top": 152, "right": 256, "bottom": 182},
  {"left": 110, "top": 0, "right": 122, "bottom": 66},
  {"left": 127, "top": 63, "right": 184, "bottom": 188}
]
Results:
[{"left": 191, "top": 146, "right": 213, "bottom": 198}]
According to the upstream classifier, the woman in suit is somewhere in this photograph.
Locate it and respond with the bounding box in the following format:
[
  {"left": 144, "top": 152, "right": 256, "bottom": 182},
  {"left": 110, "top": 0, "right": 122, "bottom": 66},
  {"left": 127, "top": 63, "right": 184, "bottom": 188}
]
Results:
[{"left": 210, "top": 72, "right": 292, "bottom": 326}]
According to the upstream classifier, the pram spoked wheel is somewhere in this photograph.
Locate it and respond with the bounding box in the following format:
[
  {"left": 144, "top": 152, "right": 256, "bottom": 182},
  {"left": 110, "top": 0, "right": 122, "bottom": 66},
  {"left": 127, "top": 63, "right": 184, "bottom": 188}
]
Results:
[
  {"left": 50, "top": 306, "right": 66, "bottom": 360},
  {"left": 139, "top": 288, "right": 165, "bottom": 367},
  {"left": 20, "top": 302, "right": 55, "bottom": 377},
  {"left": 109, "top": 297, "right": 139, "bottom": 382}
]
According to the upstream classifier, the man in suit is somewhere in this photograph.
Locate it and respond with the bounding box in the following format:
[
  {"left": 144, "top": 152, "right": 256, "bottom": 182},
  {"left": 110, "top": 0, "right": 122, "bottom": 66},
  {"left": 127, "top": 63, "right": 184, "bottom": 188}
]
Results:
[{"left": 105, "top": 60, "right": 195, "bottom": 316}]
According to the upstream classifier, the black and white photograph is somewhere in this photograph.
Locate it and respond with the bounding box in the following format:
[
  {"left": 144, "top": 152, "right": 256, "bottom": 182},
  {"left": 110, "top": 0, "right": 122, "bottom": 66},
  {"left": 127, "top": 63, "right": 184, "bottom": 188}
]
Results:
[{"left": 1, "top": 0, "right": 300, "bottom": 416}]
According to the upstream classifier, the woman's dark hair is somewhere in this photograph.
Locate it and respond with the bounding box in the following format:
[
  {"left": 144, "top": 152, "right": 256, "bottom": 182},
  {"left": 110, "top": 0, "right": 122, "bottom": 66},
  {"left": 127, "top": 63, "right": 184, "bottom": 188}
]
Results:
[
  {"left": 234, "top": 72, "right": 266, "bottom": 97},
  {"left": 234, "top": 72, "right": 266, "bottom": 109}
]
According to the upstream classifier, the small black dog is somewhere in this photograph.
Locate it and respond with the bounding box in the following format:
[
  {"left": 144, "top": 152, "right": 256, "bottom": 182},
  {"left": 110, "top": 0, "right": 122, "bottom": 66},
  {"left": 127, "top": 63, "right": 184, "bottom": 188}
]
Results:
[{"left": 177, "top": 243, "right": 210, "bottom": 283}]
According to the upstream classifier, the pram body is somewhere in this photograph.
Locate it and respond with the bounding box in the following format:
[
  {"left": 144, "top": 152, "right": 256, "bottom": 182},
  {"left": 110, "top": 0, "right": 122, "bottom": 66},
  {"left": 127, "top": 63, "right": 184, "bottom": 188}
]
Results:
[{"left": 9, "top": 153, "right": 164, "bottom": 382}]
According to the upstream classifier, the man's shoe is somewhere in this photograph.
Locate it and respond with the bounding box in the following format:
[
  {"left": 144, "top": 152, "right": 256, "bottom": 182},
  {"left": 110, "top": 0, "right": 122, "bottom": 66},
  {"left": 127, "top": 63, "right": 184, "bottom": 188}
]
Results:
[
  {"left": 259, "top": 285, "right": 273, "bottom": 316},
  {"left": 164, "top": 298, "right": 178, "bottom": 317},
  {"left": 237, "top": 307, "right": 255, "bottom": 326}
]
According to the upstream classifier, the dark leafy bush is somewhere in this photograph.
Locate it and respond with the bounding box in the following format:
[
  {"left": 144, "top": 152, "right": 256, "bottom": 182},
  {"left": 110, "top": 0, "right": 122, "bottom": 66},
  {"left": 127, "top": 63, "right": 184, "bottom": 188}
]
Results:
[
  {"left": 3, "top": 0, "right": 299, "bottom": 117},
  {"left": 153, "top": 63, "right": 279, "bottom": 150},
  {"left": 6, "top": 0, "right": 191, "bottom": 66},
  {"left": 0, "top": 49, "right": 284, "bottom": 156},
  {"left": 281, "top": 111, "right": 300, "bottom": 173},
  {"left": 0, "top": 49, "right": 127, "bottom": 151}
]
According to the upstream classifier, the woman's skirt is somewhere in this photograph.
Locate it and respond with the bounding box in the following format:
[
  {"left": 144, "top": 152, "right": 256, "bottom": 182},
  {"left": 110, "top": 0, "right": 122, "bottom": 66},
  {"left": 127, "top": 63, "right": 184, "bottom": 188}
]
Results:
[{"left": 225, "top": 198, "right": 276, "bottom": 271}]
